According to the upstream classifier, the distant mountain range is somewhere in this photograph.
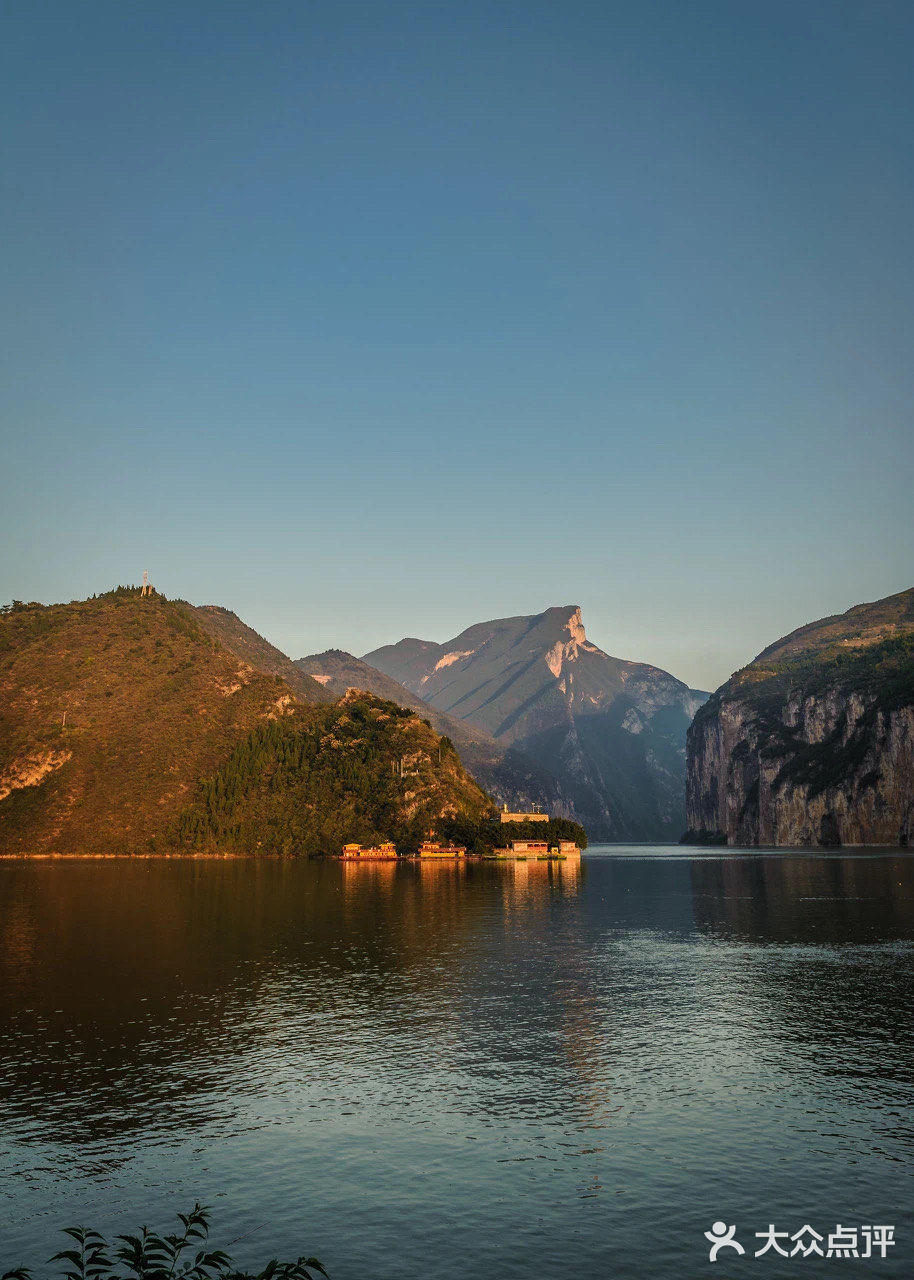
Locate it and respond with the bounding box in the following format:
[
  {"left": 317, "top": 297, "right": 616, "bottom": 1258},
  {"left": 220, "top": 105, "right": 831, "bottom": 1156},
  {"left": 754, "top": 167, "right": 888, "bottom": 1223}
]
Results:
[
  {"left": 687, "top": 588, "right": 914, "bottom": 846},
  {"left": 4, "top": 583, "right": 909, "bottom": 854},
  {"left": 348, "top": 605, "right": 708, "bottom": 840}
]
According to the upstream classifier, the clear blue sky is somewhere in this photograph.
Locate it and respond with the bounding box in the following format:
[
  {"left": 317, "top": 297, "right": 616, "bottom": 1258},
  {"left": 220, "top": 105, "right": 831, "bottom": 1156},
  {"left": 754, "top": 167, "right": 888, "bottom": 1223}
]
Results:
[{"left": 1, "top": 1, "right": 911, "bottom": 690}]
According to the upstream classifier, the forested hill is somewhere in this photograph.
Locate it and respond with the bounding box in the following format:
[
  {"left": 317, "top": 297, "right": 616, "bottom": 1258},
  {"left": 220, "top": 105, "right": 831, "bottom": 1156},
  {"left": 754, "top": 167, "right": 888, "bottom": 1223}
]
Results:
[
  {"left": 177, "top": 689, "right": 494, "bottom": 856},
  {"left": 296, "top": 648, "right": 564, "bottom": 815},
  {"left": 0, "top": 590, "right": 494, "bottom": 856}
]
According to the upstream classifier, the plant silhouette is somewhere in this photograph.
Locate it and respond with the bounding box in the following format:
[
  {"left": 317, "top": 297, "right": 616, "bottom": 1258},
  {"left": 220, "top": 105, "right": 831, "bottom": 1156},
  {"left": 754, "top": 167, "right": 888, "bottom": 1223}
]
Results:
[{"left": 2, "top": 1205, "right": 326, "bottom": 1280}]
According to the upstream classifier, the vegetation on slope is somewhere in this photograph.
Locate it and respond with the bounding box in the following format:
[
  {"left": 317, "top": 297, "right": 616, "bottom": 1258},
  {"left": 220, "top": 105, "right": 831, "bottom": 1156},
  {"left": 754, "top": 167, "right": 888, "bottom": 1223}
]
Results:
[
  {"left": 690, "top": 590, "right": 914, "bottom": 801},
  {"left": 754, "top": 586, "right": 914, "bottom": 664},
  {"left": 176, "top": 692, "right": 495, "bottom": 855},
  {"left": 0, "top": 589, "right": 293, "bottom": 855},
  {"left": 187, "top": 605, "right": 333, "bottom": 705},
  {"left": 694, "top": 631, "right": 914, "bottom": 734},
  {"left": 0, "top": 591, "right": 494, "bottom": 856},
  {"left": 296, "top": 649, "right": 564, "bottom": 814},
  {"left": 741, "top": 650, "right": 911, "bottom": 801}
]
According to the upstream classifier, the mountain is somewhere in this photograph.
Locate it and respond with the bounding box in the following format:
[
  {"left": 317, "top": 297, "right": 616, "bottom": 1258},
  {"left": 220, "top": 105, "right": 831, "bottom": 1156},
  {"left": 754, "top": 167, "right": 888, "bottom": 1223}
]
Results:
[
  {"left": 295, "top": 648, "right": 564, "bottom": 812},
  {"left": 364, "top": 605, "right": 708, "bottom": 840},
  {"left": 686, "top": 588, "right": 914, "bottom": 846},
  {"left": 185, "top": 603, "right": 334, "bottom": 705},
  {"left": 0, "top": 589, "right": 493, "bottom": 856},
  {"left": 176, "top": 686, "right": 495, "bottom": 856}
]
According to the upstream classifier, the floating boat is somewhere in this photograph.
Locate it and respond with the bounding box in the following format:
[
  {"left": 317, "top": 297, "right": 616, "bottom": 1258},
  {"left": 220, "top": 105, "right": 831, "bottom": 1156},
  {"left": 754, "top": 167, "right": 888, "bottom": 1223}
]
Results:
[
  {"left": 338, "top": 842, "right": 398, "bottom": 861},
  {"left": 417, "top": 842, "right": 467, "bottom": 858}
]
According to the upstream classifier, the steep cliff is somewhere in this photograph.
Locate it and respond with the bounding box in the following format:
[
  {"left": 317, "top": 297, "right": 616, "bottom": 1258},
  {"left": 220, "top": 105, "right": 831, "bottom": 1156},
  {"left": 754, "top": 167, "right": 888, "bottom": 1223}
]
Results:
[
  {"left": 686, "top": 589, "right": 914, "bottom": 847},
  {"left": 365, "top": 605, "right": 707, "bottom": 841}
]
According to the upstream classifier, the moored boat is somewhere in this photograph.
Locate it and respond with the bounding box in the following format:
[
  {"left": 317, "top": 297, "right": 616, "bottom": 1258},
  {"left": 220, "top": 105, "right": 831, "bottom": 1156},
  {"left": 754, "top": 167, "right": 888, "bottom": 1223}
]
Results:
[{"left": 339, "top": 841, "right": 399, "bottom": 860}]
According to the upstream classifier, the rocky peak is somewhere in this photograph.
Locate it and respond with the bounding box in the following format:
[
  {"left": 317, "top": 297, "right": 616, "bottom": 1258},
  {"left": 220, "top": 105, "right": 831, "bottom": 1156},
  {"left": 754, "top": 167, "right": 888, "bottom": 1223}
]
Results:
[
  {"left": 534, "top": 604, "right": 584, "bottom": 643},
  {"left": 565, "top": 606, "right": 587, "bottom": 647},
  {"left": 542, "top": 606, "right": 604, "bottom": 678},
  {"left": 363, "top": 602, "right": 704, "bottom": 840}
]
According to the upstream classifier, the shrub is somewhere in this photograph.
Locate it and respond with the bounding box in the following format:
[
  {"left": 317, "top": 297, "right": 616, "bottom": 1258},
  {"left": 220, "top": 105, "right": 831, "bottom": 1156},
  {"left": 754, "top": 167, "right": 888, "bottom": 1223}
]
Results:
[{"left": 1, "top": 1204, "right": 326, "bottom": 1280}]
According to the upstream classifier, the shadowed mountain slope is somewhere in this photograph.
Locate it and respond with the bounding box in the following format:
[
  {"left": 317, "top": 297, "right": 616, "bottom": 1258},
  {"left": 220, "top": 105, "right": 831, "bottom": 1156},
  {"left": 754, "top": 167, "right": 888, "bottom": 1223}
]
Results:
[
  {"left": 365, "top": 606, "right": 707, "bottom": 840},
  {"left": 295, "top": 648, "right": 564, "bottom": 813},
  {"left": 687, "top": 588, "right": 914, "bottom": 846}
]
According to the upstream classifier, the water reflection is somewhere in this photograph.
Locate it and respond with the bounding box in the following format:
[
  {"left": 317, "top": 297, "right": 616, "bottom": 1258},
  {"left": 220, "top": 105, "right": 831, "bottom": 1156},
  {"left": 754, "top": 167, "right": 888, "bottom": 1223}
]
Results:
[
  {"left": 2, "top": 853, "right": 914, "bottom": 1280},
  {"left": 0, "top": 859, "right": 588, "bottom": 1153},
  {"left": 688, "top": 854, "right": 914, "bottom": 1134},
  {"left": 690, "top": 853, "right": 914, "bottom": 942}
]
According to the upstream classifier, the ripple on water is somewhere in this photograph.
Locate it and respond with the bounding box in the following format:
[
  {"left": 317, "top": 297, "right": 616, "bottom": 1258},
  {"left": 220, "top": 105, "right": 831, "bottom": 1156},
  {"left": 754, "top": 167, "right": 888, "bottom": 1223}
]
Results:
[{"left": 1, "top": 852, "right": 914, "bottom": 1278}]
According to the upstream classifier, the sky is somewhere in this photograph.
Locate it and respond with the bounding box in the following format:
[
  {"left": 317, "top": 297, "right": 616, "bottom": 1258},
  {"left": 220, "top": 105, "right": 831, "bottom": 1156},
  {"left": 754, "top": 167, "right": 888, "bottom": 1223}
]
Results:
[{"left": 1, "top": 1, "right": 911, "bottom": 691}]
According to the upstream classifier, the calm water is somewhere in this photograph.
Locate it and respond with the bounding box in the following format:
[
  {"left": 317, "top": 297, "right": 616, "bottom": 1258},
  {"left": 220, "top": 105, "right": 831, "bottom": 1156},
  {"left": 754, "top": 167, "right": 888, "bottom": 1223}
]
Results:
[{"left": 2, "top": 849, "right": 914, "bottom": 1279}]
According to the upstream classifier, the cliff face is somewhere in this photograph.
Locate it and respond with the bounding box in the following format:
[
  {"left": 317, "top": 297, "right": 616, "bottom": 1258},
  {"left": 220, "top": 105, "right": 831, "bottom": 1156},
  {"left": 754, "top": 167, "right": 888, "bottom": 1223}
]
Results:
[
  {"left": 365, "top": 605, "right": 708, "bottom": 841},
  {"left": 686, "top": 589, "right": 914, "bottom": 847}
]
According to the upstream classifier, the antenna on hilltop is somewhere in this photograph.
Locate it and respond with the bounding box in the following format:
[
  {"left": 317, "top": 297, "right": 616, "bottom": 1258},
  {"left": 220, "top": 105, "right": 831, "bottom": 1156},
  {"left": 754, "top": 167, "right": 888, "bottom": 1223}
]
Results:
[{"left": 141, "top": 569, "right": 153, "bottom": 597}]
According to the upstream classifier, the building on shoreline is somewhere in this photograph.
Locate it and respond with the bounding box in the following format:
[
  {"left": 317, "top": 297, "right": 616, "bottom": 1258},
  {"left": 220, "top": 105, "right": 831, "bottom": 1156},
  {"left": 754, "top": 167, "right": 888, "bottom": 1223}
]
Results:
[
  {"left": 494, "top": 839, "right": 581, "bottom": 859},
  {"left": 340, "top": 842, "right": 398, "bottom": 860},
  {"left": 418, "top": 842, "right": 467, "bottom": 858},
  {"left": 498, "top": 804, "right": 549, "bottom": 824},
  {"left": 337, "top": 837, "right": 578, "bottom": 861}
]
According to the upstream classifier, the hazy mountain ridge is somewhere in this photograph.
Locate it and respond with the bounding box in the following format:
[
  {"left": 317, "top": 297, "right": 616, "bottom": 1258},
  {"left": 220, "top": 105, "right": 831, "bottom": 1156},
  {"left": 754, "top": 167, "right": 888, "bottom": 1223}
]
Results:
[
  {"left": 365, "top": 605, "right": 708, "bottom": 840},
  {"left": 686, "top": 588, "right": 914, "bottom": 846}
]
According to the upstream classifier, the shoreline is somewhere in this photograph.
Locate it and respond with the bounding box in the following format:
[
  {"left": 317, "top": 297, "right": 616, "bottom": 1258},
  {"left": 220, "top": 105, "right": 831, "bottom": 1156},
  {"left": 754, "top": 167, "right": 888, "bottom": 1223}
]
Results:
[
  {"left": 2, "top": 845, "right": 912, "bottom": 861},
  {"left": 0, "top": 850, "right": 578, "bottom": 862}
]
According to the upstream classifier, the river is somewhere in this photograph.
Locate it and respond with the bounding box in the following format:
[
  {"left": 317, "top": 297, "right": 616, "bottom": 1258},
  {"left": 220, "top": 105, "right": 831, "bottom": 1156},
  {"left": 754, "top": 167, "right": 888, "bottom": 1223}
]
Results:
[{"left": 2, "top": 848, "right": 913, "bottom": 1278}]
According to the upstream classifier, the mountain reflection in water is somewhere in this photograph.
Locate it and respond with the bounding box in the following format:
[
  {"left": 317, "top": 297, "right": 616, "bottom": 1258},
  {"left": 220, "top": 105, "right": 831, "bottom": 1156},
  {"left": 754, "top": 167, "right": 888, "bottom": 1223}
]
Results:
[
  {"left": 691, "top": 854, "right": 914, "bottom": 942},
  {"left": 1, "top": 850, "right": 913, "bottom": 1280}
]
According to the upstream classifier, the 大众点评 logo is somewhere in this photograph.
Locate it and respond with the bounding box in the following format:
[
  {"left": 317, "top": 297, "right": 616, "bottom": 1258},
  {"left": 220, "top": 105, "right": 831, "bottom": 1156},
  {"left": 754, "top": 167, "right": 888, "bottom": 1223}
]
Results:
[{"left": 704, "top": 1222, "right": 895, "bottom": 1262}]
